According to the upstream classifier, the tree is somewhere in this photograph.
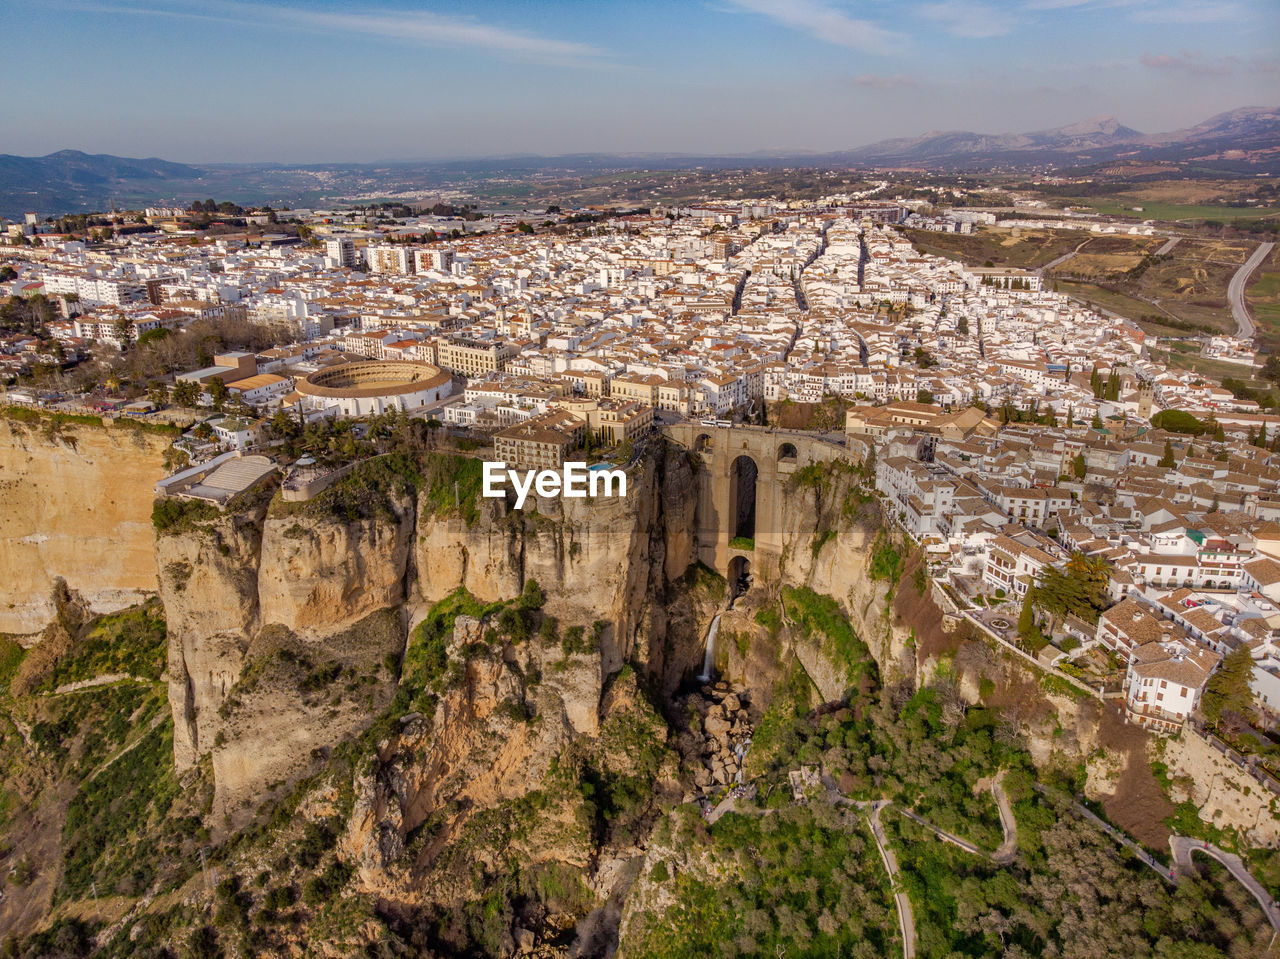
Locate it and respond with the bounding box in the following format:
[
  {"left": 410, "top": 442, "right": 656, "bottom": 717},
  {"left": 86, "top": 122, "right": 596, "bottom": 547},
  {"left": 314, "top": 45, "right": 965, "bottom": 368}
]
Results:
[
  {"left": 916, "top": 389, "right": 935, "bottom": 405},
  {"left": 171, "top": 379, "right": 200, "bottom": 407},
  {"left": 518, "top": 578, "right": 545, "bottom": 610},
  {"left": 208, "top": 376, "right": 228, "bottom": 411},
  {"left": 1158, "top": 440, "right": 1176, "bottom": 468},
  {"left": 1105, "top": 368, "right": 1120, "bottom": 402},
  {"left": 1018, "top": 590, "right": 1036, "bottom": 637},
  {"left": 956, "top": 315, "right": 969, "bottom": 337},
  {"left": 1200, "top": 646, "right": 1254, "bottom": 727},
  {"left": 1257, "top": 423, "right": 1268, "bottom": 448},
  {"left": 113, "top": 317, "right": 134, "bottom": 348},
  {"left": 1151, "top": 409, "right": 1206, "bottom": 435},
  {"left": 1071, "top": 452, "right": 1086, "bottom": 480},
  {"left": 270, "top": 409, "right": 300, "bottom": 442},
  {"left": 424, "top": 418, "right": 442, "bottom": 448},
  {"left": 1262, "top": 354, "right": 1280, "bottom": 385},
  {"left": 1035, "top": 556, "right": 1111, "bottom": 625}
]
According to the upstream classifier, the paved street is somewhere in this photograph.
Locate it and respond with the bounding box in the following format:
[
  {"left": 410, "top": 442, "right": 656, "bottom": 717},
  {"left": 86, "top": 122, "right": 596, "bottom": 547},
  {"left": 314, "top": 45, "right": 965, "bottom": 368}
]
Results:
[
  {"left": 1171, "top": 837, "right": 1280, "bottom": 932},
  {"left": 865, "top": 800, "right": 917, "bottom": 959},
  {"left": 1227, "top": 241, "right": 1274, "bottom": 340}
]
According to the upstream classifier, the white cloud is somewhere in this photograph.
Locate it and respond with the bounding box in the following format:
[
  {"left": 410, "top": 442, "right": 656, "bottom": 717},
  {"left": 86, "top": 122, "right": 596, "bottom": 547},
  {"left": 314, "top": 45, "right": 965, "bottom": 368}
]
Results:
[
  {"left": 918, "top": 1, "right": 1014, "bottom": 38},
  {"left": 1024, "top": 0, "right": 1241, "bottom": 19},
  {"left": 60, "top": 0, "right": 607, "bottom": 66},
  {"left": 721, "top": 0, "right": 899, "bottom": 51},
  {"left": 1023, "top": 0, "right": 1140, "bottom": 10},
  {"left": 852, "top": 73, "right": 919, "bottom": 89},
  {"left": 1130, "top": 1, "right": 1244, "bottom": 22},
  {"left": 1140, "top": 50, "right": 1234, "bottom": 77}
]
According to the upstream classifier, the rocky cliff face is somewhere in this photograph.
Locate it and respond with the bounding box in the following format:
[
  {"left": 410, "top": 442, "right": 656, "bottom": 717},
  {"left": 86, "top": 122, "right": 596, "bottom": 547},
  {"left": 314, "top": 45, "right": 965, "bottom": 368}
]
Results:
[
  {"left": 0, "top": 418, "right": 168, "bottom": 634},
  {"left": 15, "top": 418, "right": 1267, "bottom": 955},
  {"left": 157, "top": 487, "right": 421, "bottom": 823},
  {"left": 414, "top": 446, "right": 698, "bottom": 678},
  {"left": 259, "top": 492, "right": 416, "bottom": 637},
  {"left": 155, "top": 441, "right": 704, "bottom": 823},
  {"left": 156, "top": 499, "right": 267, "bottom": 774}
]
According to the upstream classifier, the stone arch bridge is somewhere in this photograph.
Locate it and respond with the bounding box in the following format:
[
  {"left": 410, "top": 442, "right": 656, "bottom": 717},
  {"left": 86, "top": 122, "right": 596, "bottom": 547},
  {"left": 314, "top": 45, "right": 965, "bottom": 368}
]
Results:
[{"left": 662, "top": 423, "right": 868, "bottom": 583}]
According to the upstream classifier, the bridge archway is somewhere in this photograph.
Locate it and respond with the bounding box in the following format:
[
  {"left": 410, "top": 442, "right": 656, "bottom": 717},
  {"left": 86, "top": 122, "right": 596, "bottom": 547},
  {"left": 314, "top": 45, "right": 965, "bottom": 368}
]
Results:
[
  {"left": 658, "top": 422, "right": 867, "bottom": 574},
  {"left": 730, "top": 454, "right": 757, "bottom": 541},
  {"left": 729, "top": 555, "right": 751, "bottom": 600}
]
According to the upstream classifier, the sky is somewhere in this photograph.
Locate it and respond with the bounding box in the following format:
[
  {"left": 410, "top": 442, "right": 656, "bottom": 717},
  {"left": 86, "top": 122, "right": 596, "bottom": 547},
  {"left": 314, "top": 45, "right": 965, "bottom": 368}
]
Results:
[{"left": 2, "top": 0, "right": 1278, "bottom": 162}]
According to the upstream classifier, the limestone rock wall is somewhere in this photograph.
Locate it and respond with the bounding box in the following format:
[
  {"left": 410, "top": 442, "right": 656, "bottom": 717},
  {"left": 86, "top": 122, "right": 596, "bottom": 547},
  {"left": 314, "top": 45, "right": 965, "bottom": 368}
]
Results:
[
  {"left": 768, "top": 469, "right": 914, "bottom": 676},
  {"left": 156, "top": 502, "right": 268, "bottom": 772},
  {"left": 258, "top": 494, "right": 416, "bottom": 638},
  {"left": 1160, "top": 731, "right": 1280, "bottom": 845},
  {"left": 0, "top": 419, "right": 168, "bottom": 634},
  {"left": 159, "top": 441, "right": 700, "bottom": 817}
]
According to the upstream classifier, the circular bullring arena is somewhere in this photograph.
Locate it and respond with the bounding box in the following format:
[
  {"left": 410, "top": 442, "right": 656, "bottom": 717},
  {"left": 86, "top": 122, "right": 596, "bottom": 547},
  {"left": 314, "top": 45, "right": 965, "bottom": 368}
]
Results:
[{"left": 295, "top": 360, "right": 453, "bottom": 417}]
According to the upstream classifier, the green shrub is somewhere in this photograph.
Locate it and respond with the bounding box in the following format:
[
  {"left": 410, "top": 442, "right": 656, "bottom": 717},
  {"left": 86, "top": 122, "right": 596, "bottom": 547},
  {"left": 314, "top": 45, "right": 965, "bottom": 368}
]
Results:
[
  {"left": 41, "top": 601, "right": 167, "bottom": 689},
  {"left": 783, "top": 587, "right": 876, "bottom": 684},
  {"left": 869, "top": 534, "right": 903, "bottom": 584},
  {"left": 151, "top": 497, "right": 220, "bottom": 535},
  {"left": 810, "top": 528, "right": 836, "bottom": 558}
]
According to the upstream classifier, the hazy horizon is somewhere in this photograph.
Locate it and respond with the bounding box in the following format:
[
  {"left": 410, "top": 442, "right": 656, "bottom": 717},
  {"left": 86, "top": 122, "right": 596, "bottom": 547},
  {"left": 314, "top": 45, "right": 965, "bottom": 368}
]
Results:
[{"left": 4, "top": 0, "right": 1279, "bottom": 164}]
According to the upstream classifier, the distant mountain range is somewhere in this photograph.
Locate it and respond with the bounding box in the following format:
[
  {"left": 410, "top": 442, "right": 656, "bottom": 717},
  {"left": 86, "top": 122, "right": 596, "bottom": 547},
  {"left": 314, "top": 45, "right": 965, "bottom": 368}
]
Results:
[
  {"left": 3, "top": 106, "right": 1277, "bottom": 219},
  {"left": 0, "top": 150, "right": 202, "bottom": 219},
  {"left": 830, "top": 105, "right": 1280, "bottom": 169}
]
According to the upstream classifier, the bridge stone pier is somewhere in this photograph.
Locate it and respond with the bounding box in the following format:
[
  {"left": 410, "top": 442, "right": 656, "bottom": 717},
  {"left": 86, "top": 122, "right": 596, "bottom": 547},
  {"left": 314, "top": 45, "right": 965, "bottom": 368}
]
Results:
[{"left": 662, "top": 423, "right": 867, "bottom": 582}]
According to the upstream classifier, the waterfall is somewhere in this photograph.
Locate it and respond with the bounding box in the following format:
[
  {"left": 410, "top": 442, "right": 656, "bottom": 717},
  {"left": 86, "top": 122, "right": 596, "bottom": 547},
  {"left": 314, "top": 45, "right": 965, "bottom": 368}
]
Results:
[
  {"left": 697, "top": 615, "right": 721, "bottom": 683},
  {"left": 733, "top": 739, "right": 752, "bottom": 784}
]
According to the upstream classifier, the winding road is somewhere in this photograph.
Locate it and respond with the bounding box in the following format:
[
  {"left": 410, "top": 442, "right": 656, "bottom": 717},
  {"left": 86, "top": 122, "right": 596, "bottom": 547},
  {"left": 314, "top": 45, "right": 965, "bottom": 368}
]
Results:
[
  {"left": 990, "top": 773, "right": 1018, "bottom": 865},
  {"left": 865, "top": 800, "right": 917, "bottom": 959},
  {"left": 1171, "top": 837, "right": 1280, "bottom": 933},
  {"left": 1227, "top": 241, "right": 1274, "bottom": 341},
  {"left": 702, "top": 764, "right": 1278, "bottom": 954}
]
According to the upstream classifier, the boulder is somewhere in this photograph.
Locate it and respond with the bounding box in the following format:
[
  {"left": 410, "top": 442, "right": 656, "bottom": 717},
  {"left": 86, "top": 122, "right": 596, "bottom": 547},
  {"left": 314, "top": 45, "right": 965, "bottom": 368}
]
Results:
[{"left": 704, "top": 713, "right": 731, "bottom": 741}]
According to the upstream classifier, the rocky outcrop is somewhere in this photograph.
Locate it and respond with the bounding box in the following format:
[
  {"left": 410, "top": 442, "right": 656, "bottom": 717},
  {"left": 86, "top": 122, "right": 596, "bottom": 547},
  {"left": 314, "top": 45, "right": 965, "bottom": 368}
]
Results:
[
  {"left": 258, "top": 493, "right": 415, "bottom": 637},
  {"left": 213, "top": 609, "right": 404, "bottom": 824},
  {"left": 342, "top": 631, "right": 588, "bottom": 892},
  {"left": 158, "top": 490, "right": 416, "bottom": 819},
  {"left": 0, "top": 418, "right": 168, "bottom": 634},
  {"left": 414, "top": 445, "right": 696, "bottom": 679},
  {"left": 156, "top": 500, "right": 268, "bottom": 771},
  {"left": 682, "top": 682, "right": 754, "bottom": 792},
  {"left": 157, "top": 441, "right": 702, "bottom": 822},
  {"left": 770, "top": 467, "right": 913, "bottom": 677},
  {"left": 1159, "top": 731, "right": 1280, "bottom": 845}
]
